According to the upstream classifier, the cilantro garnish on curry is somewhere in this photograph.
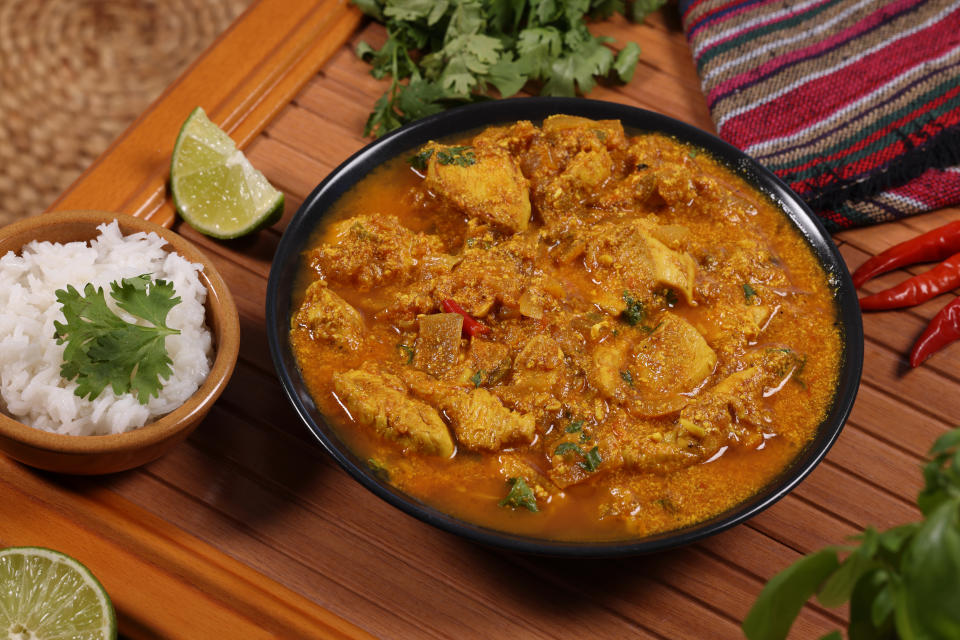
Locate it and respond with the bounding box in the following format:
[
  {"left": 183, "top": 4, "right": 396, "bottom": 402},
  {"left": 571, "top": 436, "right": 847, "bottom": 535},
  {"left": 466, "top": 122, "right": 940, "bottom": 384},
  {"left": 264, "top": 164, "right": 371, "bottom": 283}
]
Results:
[{"left": 289, "top": 115, "right": 841, "bottom": 541}]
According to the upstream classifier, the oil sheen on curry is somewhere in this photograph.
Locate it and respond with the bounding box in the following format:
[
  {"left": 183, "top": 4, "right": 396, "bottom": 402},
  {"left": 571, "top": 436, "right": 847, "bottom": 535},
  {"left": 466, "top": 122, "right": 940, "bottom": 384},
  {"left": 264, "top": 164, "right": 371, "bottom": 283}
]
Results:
[{"left": 290, "top": 115, "right": 841, "bottom": 541}]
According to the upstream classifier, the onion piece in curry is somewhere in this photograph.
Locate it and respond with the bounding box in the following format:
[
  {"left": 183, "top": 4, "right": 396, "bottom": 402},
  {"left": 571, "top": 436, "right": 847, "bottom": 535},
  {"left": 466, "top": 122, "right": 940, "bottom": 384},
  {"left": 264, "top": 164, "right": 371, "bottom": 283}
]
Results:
[{"left": 290, "top": 115, "right": 841, "bottom": 541}]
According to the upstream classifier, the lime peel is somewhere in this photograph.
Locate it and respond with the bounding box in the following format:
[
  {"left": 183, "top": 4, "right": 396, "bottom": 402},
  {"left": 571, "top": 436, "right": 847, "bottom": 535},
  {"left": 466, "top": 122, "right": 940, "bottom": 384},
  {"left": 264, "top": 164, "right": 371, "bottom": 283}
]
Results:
[
  {"left": 170, "top": 107, "right": 284, "bottom": 239},
  {"left": 0, "top": 546, "right": 117, "bottom": 640}
]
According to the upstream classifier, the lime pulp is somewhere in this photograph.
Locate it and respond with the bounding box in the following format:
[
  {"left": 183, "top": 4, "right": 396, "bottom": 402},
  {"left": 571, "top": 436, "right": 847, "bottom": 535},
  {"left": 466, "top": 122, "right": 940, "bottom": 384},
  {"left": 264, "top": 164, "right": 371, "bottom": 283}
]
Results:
[{"left": 170, "top": 107, "right": 284, "bottom": 239}]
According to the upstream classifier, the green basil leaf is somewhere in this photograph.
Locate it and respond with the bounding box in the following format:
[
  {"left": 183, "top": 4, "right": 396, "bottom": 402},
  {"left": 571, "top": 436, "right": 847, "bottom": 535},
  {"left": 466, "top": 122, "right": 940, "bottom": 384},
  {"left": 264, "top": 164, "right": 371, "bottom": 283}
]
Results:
[
  {"left": 895, "top": 499, "right": 960, "bottom": 639},
  {"left": 742, "top": 548, "right": 840, "bottom": 640},
  {"left": 817, "top": 546, "right": 879, "bottom": 608},
  {"left": 870, "top": 575, "right": 895, "bottom": 631},
  {"left": 929, "top": 429, "right": 960, "bottom": 456},
  {"left": 877, "top": 523, "right": 919, "bottom": 555},
  {"left": 848, "top": 568, "right": 895, "bottom": 640}
]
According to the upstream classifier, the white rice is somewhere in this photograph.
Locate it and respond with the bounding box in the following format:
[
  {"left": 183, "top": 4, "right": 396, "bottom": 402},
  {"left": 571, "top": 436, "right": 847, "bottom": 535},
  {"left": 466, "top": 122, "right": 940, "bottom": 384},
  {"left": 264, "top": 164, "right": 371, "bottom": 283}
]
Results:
[{"left": 0, "top": 220, "right": 213, "bottom": 435}]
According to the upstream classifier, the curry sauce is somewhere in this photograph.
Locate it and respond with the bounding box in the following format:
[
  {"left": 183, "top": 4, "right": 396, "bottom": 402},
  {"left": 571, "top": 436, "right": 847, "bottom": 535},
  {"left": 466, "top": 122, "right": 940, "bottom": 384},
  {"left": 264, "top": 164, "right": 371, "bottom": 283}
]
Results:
[{"left": 290, "top": 115, "right": 841, "bottom": 541}]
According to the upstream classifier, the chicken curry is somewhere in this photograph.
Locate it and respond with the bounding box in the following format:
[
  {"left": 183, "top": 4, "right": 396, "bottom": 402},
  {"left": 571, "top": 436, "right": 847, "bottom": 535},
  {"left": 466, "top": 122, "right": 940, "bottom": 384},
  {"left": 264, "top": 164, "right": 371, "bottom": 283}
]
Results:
[{"left": 290, "top": 115, "right": 841, "bottom": 541}]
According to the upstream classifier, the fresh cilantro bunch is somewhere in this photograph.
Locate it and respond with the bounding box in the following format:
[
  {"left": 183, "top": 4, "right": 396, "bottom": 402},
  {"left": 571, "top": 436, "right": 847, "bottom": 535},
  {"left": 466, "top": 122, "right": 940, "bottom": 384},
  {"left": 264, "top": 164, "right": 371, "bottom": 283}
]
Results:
[
  {"left": 53, "top": 274, "right": 182, "bottom": 405},
  {"left": 353, "top": 0, "right": 663, "bottom": 137},
  {"left": 743, "top": 427, "right": 960, "bottom": 640}
]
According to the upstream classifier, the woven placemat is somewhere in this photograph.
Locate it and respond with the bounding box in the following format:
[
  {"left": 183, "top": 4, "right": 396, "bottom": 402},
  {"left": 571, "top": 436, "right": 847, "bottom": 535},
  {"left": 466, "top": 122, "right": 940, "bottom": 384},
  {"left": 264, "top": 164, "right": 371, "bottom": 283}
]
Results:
[{"left": 0, "top": 0, "right": 251, "bottom": 227}]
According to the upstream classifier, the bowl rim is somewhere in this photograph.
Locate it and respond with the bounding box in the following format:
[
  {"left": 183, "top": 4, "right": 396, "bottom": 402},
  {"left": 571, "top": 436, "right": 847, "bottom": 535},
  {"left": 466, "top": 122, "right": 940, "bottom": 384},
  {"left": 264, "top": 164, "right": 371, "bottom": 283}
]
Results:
[
  {"left": 0, "top": 210, "right": 240, "bottom": 457},
  {"left": 267, "top": 97, "right": 865, "bottom": 557}
]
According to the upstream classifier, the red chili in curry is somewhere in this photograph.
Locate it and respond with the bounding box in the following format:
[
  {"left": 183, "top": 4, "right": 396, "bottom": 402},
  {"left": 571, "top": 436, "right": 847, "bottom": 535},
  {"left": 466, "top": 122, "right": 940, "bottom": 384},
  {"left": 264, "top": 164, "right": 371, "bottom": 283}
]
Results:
[{"left": 441, "top": 298, "right": 490, "bottom": 337}]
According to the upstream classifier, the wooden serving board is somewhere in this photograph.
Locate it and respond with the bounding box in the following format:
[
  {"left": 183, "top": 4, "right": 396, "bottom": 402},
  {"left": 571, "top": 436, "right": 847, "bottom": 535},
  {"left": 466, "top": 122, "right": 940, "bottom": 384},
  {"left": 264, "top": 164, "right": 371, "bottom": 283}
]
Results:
[{"left": 3, "top": 0, "right": 958, "bottom": 637}]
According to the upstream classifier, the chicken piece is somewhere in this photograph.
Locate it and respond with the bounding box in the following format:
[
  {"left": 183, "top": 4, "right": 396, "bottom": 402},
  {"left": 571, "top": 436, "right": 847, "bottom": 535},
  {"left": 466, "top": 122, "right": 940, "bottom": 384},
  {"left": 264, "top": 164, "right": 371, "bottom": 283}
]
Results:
[
  {"left": 628, "top": 134, "right": 699, "bottom": 207},
  {"left": 653, "top": 165, "right": 698, "bottom": 208},
  {"left": 620, "top": 433, "right": 701, "bottom": 475},
  {"left": 695, "top": 301, "right": 775, "bottom": 346},
  {"left": 403, "top": 370, "right": 536, "bottom": 452},
  {"left": 372, "top": 284, "right": 437, "bottom": 331},
  {"left": 413, "top": 313, "right": 463, "bottom": 377},
  {"left": 308, "top": 214, "right": 448, "bottom": 290},
  {"left": 292, "top": 280, "right": 364, "bottom": 351},
  {"left": 516, "top": 274, "right": 565, "bottom": 320},
  {"left": 619, "top": 351, "right": 797, "bottom": 476},
  {"left": 511, "top": 334, "right": 565, "bottom": 395},
  {"left": 559, "top": 146, "right": 613, "bottom": 195},
  {"left": 583, "top": 219, "right": 698, "bottom": 306},
  {"left": 496, "top": 331, "right": 568, "bottom": 417},
  {"left": 541, "top": 115, "right": 627, "bottom": 149},
  {"left": 723, "top": 241, "right": 792, "bottom": 290},
  {"left": 472, "top": 120, "right": 538, "bottom": 156},
  {"left": 632, "top": 312, "right": 717, "bottom": 401},
  {"left": 590, "top": 313, "right": 715, "bottom": 417},
  {"left": 678, "top": 348, "right": 806, "bottom": 453},
  {"left": 467, "top": 339, "right": 512, "bottom": 387},
  {"left": 526, "top": 116, "right": 627, "bottom": 230},
  {"left": 434, "top": 234, "right": 535, "bottom": 317},
  {"left": 628, "top": 133, "right": 693, "bottom": 170},
  {"left": 447, "top": 387, "right": 535, "bottom": 452},
  {"left": 333, "top": 368, "right": 454, "bottom": 457},
  {"left": 649, "top": 224, "right": 691, "bottom": 249},
  {"left": 424, "top": 143, "right": 531, "bottom": 233}
]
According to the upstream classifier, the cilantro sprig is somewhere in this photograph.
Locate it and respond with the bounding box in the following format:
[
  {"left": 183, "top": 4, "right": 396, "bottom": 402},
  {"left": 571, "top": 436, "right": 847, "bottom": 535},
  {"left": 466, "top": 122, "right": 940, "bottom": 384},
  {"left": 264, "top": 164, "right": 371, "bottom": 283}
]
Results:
[
  {"left": 553, "top": 441, "right": 603, "bottom": 472},
  {"left": 622, "top": 290, "right": 646, "bottom": 326},
  {"left": 499, "top": 476, "right": 539, "bottom": 512},
  {"left": 53, "top": 274, "right": 182, "bottom": 405},
  {"left": 743, "top": 427, "right": 960, "bottom": 639},
  {"left": 353, "top": 0, "right": 663, "bottom": 137}
]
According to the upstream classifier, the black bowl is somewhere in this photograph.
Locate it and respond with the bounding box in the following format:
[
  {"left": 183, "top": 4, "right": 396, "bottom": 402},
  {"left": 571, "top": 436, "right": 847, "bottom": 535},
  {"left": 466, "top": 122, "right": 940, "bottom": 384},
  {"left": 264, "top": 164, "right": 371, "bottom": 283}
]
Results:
[{"left": 266, "top": 97, "right": 864, "bottom": 557}]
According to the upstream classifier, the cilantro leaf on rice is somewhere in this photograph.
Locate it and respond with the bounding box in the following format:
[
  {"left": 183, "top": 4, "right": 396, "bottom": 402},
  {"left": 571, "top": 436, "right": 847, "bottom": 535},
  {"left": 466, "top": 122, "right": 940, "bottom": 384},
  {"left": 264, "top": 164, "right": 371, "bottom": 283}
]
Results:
[{"left": 54, "top": 275, "right": 182, "bottom": 405}]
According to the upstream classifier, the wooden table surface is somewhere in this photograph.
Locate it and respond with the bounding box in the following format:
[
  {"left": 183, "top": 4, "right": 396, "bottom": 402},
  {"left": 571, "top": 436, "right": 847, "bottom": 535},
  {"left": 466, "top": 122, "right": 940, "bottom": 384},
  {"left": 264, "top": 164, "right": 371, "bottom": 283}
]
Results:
[{"left": 3, "top": 0, "right": 959, "bottom": 637}]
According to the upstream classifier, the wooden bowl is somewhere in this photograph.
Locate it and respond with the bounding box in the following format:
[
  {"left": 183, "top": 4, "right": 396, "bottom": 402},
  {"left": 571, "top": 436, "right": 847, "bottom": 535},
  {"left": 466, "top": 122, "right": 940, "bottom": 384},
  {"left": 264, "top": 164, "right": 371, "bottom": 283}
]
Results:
[{"left": 0, "top": 210, "right": 240, "bottom": 474}]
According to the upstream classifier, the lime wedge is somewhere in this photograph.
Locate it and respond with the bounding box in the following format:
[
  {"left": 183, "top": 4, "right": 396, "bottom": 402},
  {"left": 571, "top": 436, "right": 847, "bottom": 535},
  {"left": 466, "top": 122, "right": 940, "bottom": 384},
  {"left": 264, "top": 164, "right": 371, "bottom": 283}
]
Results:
[
  {"left": 0, "top": 547, "right": 117, "bottom": 640},
  {"left": 170, "top": 107, "right": 284, "bottom": 239}
]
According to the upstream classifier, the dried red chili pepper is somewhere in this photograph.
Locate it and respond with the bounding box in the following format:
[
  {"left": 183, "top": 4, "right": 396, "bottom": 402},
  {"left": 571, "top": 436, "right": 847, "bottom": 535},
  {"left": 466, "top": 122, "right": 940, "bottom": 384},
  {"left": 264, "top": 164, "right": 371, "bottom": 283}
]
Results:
[
  {"left": 858, "top": 253, "right": 960, "bottom": 311},
  {"left": 852, "top": 220, "right": 960, "bottom": 288},
  {"left": 910, "top": 296, "right": 960, "bottom": 367},
  {"left": 441, "top": 298, "right": 490, "bottom": 337}
]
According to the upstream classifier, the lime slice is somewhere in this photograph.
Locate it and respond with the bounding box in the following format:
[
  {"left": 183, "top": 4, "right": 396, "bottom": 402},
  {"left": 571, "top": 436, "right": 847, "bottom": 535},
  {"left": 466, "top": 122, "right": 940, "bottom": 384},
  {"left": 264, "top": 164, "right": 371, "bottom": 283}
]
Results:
[
  {"left": 0, "top": 547, "right": 117, "bottom": 640},
  {"left": 170, "top": 107, "right": 284, "bottom": 239}
]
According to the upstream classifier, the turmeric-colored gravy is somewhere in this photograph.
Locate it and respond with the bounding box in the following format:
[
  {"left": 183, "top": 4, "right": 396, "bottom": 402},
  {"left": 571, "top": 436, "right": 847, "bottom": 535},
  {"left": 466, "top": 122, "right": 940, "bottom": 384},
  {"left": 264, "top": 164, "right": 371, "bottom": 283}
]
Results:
[{"left": 290, "top": 116, "right": 841, "bottom": 541}]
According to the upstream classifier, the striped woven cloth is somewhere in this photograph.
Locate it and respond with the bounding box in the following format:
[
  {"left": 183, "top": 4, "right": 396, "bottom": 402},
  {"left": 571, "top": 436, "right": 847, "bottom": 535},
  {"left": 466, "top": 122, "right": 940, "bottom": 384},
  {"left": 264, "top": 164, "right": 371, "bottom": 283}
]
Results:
[{"left": 680, "top": 0, "right": 960, "bottom": 231}]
